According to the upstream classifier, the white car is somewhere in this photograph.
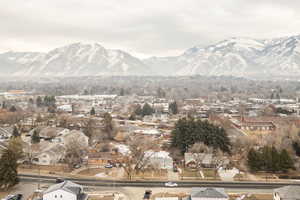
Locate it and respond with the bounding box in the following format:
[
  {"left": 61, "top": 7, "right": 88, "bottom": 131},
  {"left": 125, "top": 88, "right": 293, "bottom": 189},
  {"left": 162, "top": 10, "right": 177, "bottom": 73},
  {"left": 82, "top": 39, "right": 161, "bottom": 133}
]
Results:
[{"left": 165, "top": 182, "right": 178, "bottom": 187}]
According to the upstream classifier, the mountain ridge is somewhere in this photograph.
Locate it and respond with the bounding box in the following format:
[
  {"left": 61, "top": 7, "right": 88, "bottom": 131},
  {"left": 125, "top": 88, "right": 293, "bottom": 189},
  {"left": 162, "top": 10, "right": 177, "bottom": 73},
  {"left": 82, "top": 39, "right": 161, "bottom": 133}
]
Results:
[{"left": 1, "top": 35, "right": 300, "bottom": 77}]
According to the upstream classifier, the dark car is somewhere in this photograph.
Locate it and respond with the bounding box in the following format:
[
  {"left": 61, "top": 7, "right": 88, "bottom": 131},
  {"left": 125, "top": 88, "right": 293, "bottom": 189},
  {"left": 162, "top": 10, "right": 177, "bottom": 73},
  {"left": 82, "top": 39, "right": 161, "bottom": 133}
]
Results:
[
  {"left": 143, "top": 190, "right": 152, "bottom": 200},
  {"left": 3, "top": 194, "right": 22, "bottom": 200},
  {"left": 55, "top": 177, "right": 65, "bottom": 183}
]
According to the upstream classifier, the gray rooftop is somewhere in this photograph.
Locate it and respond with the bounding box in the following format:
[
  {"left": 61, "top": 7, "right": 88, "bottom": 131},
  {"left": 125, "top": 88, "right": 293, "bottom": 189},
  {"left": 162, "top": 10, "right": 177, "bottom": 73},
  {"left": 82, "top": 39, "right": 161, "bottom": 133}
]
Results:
[
  {"left": 191, "top": 187, "right": 228, "bottom": 198},
  {"left": 274, "top": 185, "right": 300, "bottom": 199},
  {"left": 43, "top": 180, "right": 83, "bottom": 195}
]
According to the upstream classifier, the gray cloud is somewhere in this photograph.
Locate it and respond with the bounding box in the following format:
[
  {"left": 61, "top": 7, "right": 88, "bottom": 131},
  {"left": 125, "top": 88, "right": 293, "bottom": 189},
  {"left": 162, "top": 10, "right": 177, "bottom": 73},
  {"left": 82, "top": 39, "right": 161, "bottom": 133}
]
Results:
[{"left": 0, "top": 0, "right": 300, "bottom": 58}]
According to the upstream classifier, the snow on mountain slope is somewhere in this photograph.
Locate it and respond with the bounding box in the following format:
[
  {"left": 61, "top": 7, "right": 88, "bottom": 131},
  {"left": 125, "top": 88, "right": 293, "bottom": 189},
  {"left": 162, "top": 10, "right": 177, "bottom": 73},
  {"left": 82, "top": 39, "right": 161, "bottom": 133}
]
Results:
[
  {"left": 0, "top": 43, "right": 151, "bottom": 76},
  {"left": 1, "top": 35, "right": 300, "bottom": 77},
  {"left": 148, "top": 35, "right": 300, "bottom": 77}
]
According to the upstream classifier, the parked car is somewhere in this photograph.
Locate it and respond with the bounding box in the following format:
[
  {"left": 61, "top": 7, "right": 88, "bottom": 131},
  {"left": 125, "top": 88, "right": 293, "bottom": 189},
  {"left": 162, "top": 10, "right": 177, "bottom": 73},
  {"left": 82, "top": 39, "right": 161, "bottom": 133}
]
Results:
[
  {"left": 105, "top": 164, "right": 113, "bottom": 168},
  {"left": 2, "top": 194, "right": 22, "bottom": 200},
  {"left": 55, "top": 177, "right": 65, "bottom": 183},
  {"left": 73, "top": 164, "right": 81, "bottom": 169},
  {"left": 165, "top": 182, "right": 178, "bottom": 187},
  {"left": 143, "top": 190, "right": 152, "bottom": 200}
]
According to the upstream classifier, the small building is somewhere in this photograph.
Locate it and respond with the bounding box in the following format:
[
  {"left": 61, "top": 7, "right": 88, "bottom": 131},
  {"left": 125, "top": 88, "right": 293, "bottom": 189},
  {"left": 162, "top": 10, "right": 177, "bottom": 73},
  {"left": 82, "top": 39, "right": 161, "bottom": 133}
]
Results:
[
  {"left": 273, "top": 185, "right": 300, "bottom": 200},
  {"left": 145, "top": 150, "right": 173, "bottom": 169},
  {"left": 188, "top": 187, "right": 229, "bottom": 200},
  {"left": 43, "top": 181, "right": 88, "bottom": 200},
  {"left": 184, "top": 153, "right": 214, "bottom": 168}
]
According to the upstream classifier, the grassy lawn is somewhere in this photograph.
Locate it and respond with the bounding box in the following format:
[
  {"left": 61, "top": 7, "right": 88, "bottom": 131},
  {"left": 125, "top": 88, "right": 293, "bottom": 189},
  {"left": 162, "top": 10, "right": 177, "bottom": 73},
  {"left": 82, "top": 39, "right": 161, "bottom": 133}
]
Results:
[
  {"left": 233, "top": 173, "right": 247, "bottom": 181},
  {"left": 134, "top": 169, "right": 168, "bottom": 179},
  {"left": 181, "top": 168, "right": 201, "bottom": 178},
  {"left": 77, "top": 168, "right": 106, "bottom": 176},
  {"left": 202, "top": 169, "right": 220, "bottom": 180}
]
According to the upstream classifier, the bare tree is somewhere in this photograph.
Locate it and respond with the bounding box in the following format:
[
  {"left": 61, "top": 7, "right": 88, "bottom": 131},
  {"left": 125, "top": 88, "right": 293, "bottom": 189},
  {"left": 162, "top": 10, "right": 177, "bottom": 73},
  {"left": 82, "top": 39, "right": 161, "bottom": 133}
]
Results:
[
  {"left": 64, "top": 138, "right": 87, "bottom": 169},
  {"left": 121, "top": 136, "right": 158, "bottom": 180}
]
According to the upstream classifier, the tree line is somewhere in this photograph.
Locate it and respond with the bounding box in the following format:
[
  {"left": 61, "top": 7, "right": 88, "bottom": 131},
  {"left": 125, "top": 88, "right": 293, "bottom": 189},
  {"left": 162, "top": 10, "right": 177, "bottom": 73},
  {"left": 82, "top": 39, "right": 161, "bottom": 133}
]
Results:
[
  {"left": 171, "top": 117, "right": 231, "bottom": 154},
  {"left": 247, "top": 146, "right": 294, "bottom": 172}
]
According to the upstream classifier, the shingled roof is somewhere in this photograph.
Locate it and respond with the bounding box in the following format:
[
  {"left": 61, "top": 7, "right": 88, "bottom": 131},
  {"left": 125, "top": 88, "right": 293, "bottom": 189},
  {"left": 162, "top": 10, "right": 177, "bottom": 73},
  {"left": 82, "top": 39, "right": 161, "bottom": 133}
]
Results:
[
  {"left": 191, "top": 187, "right": 228, "bottom": 199},
  {"left": 43, "top": 180, "right": 83, "bottom": 195},
  {"left": 274, "top": 185, "right": 300, "bottom": 200}
]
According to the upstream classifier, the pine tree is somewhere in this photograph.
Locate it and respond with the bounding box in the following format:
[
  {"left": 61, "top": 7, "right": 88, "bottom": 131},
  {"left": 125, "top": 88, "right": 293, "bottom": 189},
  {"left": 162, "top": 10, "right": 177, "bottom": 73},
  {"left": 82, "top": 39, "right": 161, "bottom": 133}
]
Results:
[
  {"left": 90, "top": 107, "right": 96, "bottom": 115},
  {"left": 279, "top": 149, "right": 294, "bottom": 172},
  {"left": 129, "top": 113, "right": 136, "bottom": 121},
  {"left": 36, "top": 96, "right": 43, "bottom": 107},
  {"left": 119, "top": 88, "right": 125, "bottom": 96},
  {"left": 9, "top": 106, "right": 17, "bottom": 112},
  {"left": 247, "top": 148, "right": 261, "bottom": 171},
  {"left": 134, "top": 104, "right": 143, "bottom": 116},
  {"left": 141, "top": 103, "right": 154, "bottom": 116},
  {"left": 169, "top": 101, "right": 178, "bottom": 114},
  {"left": 0, "top": 138, "right": 23, "bottom": 190},
  {"left": 270, "top": 146, "right": 280, "bottom": 172},
  {"left": 171, "top": 117, "right": 231, "bottom": 153},
  {"left": 103, "top": 112, "right": 114, "bottom": 139},
  {"left": 12, "top": 126, "right": 20, "bottom": 138},
  {"left": 31, "top": 130, "right": 40, "bottom": 144}
]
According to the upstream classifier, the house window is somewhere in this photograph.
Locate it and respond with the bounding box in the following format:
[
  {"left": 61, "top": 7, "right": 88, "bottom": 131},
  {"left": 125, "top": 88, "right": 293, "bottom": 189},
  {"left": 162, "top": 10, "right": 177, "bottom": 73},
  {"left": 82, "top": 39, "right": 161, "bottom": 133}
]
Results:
[
  {"left": 60, "top": 195, "right": 62, "bottom": 198},
  {"left": 55, "top": 195, "right": 57, "bottom": 198}
]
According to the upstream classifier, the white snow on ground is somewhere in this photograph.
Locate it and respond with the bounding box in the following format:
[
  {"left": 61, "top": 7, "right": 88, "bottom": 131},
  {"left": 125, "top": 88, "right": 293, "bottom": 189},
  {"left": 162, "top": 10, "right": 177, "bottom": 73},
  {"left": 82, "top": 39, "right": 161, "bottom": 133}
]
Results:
[
  {"left": 218, "top": 167, "right": 240, "bottom": 181},
  {"left": 114, "top": 144, "right": 130, "bottom": 155},
  {"left": 95, "top": 172, "right": 108, "bottom": 178}
]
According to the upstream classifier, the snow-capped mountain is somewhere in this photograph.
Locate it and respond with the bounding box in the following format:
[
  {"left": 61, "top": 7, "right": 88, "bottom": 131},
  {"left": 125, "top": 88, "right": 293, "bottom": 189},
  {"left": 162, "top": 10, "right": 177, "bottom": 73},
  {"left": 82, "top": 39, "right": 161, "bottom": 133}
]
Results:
[
  {"left": 1, "top": 35, "right": 300, "bottom": 77},
  {"left": 145, "top": 35, "right": 300, "bottom": 77},
  {"left": 0, "top": 43, "right": 150, "bottom": 76}
]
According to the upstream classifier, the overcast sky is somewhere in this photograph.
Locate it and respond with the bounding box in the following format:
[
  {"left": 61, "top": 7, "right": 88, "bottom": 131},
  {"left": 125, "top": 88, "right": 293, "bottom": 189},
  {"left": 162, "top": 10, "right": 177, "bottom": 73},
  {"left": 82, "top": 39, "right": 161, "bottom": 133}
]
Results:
[{"left": 0, "top": 0, "right": 300, "bottom": 58}]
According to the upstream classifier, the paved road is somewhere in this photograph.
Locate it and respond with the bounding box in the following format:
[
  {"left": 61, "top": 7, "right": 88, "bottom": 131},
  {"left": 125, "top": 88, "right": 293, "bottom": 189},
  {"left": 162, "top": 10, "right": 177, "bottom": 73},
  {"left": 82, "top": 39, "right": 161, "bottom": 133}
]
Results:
[{"left": 19, "top": 173, "right": 300, "bottom": 189}]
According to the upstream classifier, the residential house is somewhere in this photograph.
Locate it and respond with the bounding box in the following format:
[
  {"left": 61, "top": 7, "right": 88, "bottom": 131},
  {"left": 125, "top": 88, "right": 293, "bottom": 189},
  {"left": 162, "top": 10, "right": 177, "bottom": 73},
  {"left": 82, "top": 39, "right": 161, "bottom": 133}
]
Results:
[
  {"left": 187, "top": 187, "right": 229, "bottom": 200},
  {"left": 43, "top": 180, "right": 88, "bottom": 200},
  {"left": 273, "top": 185, "right": 300, "bottom": 200},
  {"left": 33, "top": 143, "right": 65, "bottom": 165},
  {"left": 145, "top": 151, "right": 173, "bottom": 169},
  {"left": 184, "top": 153, "right": 214, "bottom": 168},
  {"left": 0, "top": 126, "right": 13, "bottom": 140}
]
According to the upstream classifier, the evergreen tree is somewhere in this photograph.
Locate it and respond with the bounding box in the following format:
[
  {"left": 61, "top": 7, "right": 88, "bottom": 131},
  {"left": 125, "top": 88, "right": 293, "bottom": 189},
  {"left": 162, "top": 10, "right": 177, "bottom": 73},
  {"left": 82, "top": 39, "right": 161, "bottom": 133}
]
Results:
[
  {"left": 279, "top": 149, "right": 294, "bottom": 172},
  {"left": 103, "top": 112, "right": 114, "bottom": 139},
  {"left": 12, "top": 126, "right": 20, "bottom": 138},
  {"left": 31, "top": 130, "right": 40, "bottom": 144},
  {"left": 2, "top": 101, "right": 6, "bottom": 109},
  {"left": 270, "top": 146, "right": 280, "bottom": 172},
  {"left": 247, "top": 148, "right": 261, "bottom": 171},
  {"left": 129, "top": 113, "right": 136, "bottom": 121},
  {"left": 90, "top": 107, "right": 96, "bottom": 115},
  {"left": 28, "top": 98, "right": 34, "bottom": 105},
  {"left": 157, "top": 87, "right": 166, "bottom": 98},
  {"left": 0, "top": 138, "right": 23, "bottom": 190},
  {"left": 119, "top": 88, "right": 125, "bottom": 96},
  {"left": 134, "top": 104, "right": 143, "bottom": 116},
  {"left": 141, "top": 103, "right": 154, "bottom": 116},
  {"left": 36, "top": 96, "right": 43, "bottom": 107},
  {"left": 171, "top": 117, "right": 231, "bottom": 153},
  {"left": 9, "top": 106, "right": 17, "bottom": 112},
  {"left": 169, "top": 101, "right": 178, "bottom": 114}
]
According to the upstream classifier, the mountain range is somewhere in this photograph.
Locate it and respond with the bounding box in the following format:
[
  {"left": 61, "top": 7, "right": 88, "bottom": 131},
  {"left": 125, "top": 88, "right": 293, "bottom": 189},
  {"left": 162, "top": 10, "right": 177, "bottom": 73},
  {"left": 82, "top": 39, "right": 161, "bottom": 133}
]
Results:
[{"left": 1, "top": 35, "right": 300, "bottom": 77}]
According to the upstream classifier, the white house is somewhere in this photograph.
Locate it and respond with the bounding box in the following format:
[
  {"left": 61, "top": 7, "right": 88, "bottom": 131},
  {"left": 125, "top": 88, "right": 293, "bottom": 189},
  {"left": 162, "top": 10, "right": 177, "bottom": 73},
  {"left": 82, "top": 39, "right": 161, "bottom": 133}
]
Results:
[
  {"left": 34, "top": 143, "right": 65, "bottom": 165},
  {"left": 145, "top": 150, "right": 173, "bottom": 169},
  {"left": 273, "top": 185, "right": 300, "bottom": 200},
  {"left": 189, "top": 187, "right": 229, "bottom": 200},
  {"left": 43, "top": 181, "right": 87, "bottom": 200}
]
